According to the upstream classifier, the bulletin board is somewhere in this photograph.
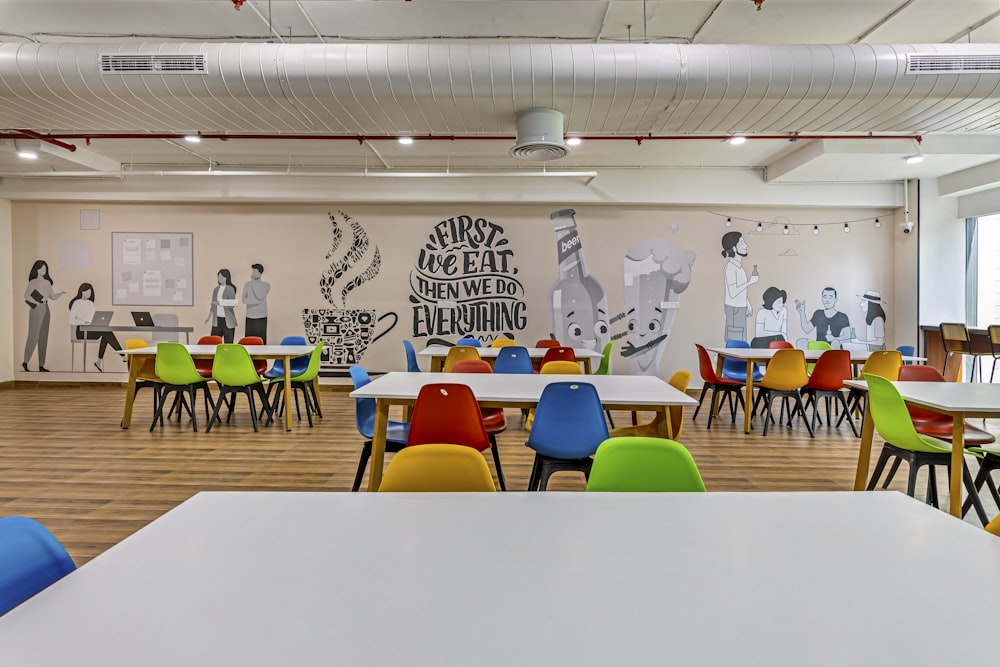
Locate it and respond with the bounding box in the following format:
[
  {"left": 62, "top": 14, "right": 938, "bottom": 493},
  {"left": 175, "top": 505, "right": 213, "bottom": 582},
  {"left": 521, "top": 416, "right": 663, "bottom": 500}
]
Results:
[{"left": 112, "top": 232, "right": 194, "bottom": 306}]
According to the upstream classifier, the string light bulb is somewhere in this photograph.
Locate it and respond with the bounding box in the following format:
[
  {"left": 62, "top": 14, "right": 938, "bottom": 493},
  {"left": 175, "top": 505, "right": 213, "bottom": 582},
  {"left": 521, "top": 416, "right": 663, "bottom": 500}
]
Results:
[
  {"left": 874, "top": 218, "right": 881, "bottom": 228},
  {"left": 813, "top": 225, "right": 819, "bottom": 235},
  {"left": 756, "top": 222, "right": 763, "bottom": 232},
  {"left": 782, "top": 225, "right": 789, "bottom": 235},
  {"left": 726, "top": 217, "right": 733, "bottom": 227},
  {"left": 844, "top": 223, "right": 850, "bottom": 233}
]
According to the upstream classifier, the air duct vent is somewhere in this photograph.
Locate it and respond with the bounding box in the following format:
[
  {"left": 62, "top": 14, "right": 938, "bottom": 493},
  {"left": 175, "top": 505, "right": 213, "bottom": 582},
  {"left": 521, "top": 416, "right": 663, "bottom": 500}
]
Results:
[
  {"left": 907, "top": 53, "right": 1000, "bottom": 74},
  {"left": 100, "top": 54, "right": 207, "bottom": 74},
  {"left": 510, "top": 108, "right": 568, "bottom": 161}
]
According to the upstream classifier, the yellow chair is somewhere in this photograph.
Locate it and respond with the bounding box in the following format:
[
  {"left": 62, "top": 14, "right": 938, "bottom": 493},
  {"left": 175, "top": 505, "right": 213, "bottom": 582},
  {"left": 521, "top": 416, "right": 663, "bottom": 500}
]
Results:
[
  {"left": 442, "top": 345, "right": 481, "bottom": 372},
  {"left": 986, "top": 514, "right": 1000, "bottom": 537},
  {"left": 753, "top": 348, "right": 812, "bottom": 437},
  {"left": 125, "top": 338, "right": 162, "bottom": 417},
  {"left": 667, "top": 370, "right": 692, "bottom": 439},
  {"left": 491, "top": 338, "right": 517, "bottom": 348},
  {"left": 377, "top": 444, "right": 497, "bottom": 492}
]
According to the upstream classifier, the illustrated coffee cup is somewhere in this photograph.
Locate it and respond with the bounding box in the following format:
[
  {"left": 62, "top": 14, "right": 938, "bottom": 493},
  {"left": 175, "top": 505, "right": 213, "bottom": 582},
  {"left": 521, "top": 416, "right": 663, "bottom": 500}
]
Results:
[{"left": 301, "top": 308, "right": 398, "bottom": 371}]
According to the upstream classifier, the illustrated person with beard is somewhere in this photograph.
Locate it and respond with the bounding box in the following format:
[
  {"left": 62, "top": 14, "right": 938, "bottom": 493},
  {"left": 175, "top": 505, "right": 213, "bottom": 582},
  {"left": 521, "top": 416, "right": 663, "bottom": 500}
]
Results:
[
  {"left": 796, "top": 286, "right": 852, "bottom": 348},
  {"left": 721, "top": 231, "right": 758, "bottom": 342},
  {"left": 621, "top": 238, "right": 696, "bottom": 375}
]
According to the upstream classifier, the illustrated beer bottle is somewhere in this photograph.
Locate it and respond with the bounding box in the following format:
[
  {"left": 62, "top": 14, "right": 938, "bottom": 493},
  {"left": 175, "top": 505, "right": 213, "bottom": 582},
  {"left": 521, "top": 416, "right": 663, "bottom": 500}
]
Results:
[{"left": 547, "top": 209, "right": 610, "bottom": 351}]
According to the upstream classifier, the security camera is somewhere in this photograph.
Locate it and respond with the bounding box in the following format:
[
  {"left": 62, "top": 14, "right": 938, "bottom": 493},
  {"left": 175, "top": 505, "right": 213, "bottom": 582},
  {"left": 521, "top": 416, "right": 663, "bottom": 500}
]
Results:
[{"left": 900, "top": 220, "right": 914, "bottom": 234}]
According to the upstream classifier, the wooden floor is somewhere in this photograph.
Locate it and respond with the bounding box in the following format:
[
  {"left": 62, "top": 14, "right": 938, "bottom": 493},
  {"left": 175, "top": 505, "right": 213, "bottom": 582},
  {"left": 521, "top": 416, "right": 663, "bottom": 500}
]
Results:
[{"left": 1, "top": 383, "right": 996, "bottom": 566}]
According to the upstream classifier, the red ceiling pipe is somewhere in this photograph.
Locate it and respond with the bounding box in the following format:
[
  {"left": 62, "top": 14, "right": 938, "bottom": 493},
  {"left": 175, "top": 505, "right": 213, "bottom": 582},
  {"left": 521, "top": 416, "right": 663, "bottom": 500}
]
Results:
[{"left": 15, "top": 129, "right": 77, "bottom": 152}]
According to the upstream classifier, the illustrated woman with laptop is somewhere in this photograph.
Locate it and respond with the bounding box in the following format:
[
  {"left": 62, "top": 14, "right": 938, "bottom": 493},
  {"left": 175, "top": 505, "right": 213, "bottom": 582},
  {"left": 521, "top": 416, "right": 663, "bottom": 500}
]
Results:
[
  {"left": 22, "top": 259, "right": 66, "bottom": 372},
  {"left": 68, "top": 282, "right": 122, "bottom": 372}
]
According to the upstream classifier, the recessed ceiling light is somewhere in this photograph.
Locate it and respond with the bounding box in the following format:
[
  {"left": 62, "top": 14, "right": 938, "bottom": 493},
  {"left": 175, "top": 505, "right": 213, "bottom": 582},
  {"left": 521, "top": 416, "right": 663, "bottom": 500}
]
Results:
[
  {"left": 184, "top": 134, "right": 201, "bottom": 143},
  {"left": 729, "top": 136, "right": 747, "bottom": 146},
  {"left": 16, "top": 149, "right": 38, "bottom": 159},
  {"left": 904, "top": 154, "right": 924, "bottom": 164},
  {"left": 398, "top": 136, "right": 414, "bottom": 145},
  {"left": 565, "top": 137, "right": 582, "bottom": 146}
]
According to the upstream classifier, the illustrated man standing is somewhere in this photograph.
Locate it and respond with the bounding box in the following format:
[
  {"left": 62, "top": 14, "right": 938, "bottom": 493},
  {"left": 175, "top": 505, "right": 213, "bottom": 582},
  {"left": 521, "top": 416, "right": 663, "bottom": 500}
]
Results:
[
  {"left": 242, "top": 263, "right": 271, "bottom": 343},
  {"left": 796, "top": 287, "right": 852, "bottom": 347},
  {"left": 721, "top": 231, "right": 758, "bottom": 341}
]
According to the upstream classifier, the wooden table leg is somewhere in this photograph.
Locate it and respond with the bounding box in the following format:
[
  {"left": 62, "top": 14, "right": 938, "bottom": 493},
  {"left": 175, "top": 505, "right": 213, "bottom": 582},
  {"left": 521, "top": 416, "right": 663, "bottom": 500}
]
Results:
[
  {"left": 367, "top": 399, "right": 391, "bottom": 492},
  {"left": 583, "top": 358, "right": 592, "bottom": 374},
  {"left": 853, "top": 399, "right": 875, "bottom": 490},
  {"left": 120, "top": 354, "right": 143, "bottom": 429},
  {"left": 743, "top": 361, "right": 755, "bottom": 434},
  {"left": 283, "top": 355, "right": 293, "bottom": 431},
  {"left": 431, "top": 357, "right": 444, "bottom": 372},
  {"left": 949, "top": 414, "right": 965, "bottom": 517}
]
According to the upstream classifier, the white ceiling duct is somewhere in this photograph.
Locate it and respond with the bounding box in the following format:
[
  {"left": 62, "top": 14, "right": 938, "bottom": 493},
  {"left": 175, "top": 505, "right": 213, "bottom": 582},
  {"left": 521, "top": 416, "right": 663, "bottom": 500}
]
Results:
[{"left": 510, "top": 108, "right": 567, "bottom": 161}]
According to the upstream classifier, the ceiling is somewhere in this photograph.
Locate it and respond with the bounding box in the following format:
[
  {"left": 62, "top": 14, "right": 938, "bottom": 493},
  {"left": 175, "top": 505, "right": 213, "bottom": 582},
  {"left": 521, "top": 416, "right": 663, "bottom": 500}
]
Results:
[{"left": 4, "top": 0, "right": 1000, "bottom": 190}]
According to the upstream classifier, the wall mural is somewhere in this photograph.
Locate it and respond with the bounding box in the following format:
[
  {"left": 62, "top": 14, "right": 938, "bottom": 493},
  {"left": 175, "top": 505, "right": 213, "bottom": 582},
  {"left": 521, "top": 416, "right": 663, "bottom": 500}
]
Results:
[
  {"left": 620, "top": 237, "right": 697, "bottom": 375},
  {"left": 720, "top": 231, "right": 760, "bottom": 342},
  {"left": 304, "top": 211, "right": 398, "bottom": 375},
  {"left": 21, "top": 259, "right": 66, "bottom": 372},
  {"left": 547, "top": 209, "right": 610, "bottom": 351},
  {"left": 409, "top": 214, "right": 527, "bottom": 343}
]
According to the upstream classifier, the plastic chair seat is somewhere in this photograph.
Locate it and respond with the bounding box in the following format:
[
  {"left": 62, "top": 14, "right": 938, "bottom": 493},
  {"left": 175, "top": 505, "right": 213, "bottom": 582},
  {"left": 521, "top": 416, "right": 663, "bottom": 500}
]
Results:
[
  {"left": 908, "top": 418, "right": 996, "bottom": 445},
  {"left": 378, "top": 444, "right": 496, "bottom": 492},
  {"left": 586, "top": 437, "right": 706, "bottom": 492},
  {"left": 0, "top": 516, "right": 77, "bottom": 617}
]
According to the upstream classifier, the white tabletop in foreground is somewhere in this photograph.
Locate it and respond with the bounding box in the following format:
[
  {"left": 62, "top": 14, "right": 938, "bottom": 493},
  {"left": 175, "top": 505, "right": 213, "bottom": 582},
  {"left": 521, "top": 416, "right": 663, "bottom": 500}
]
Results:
[
  {"left": 1, "top": 492, "right": 997, "bottom": 666},
  {"left": 350, "top": 371, "right": 698, "bottom": 407}
]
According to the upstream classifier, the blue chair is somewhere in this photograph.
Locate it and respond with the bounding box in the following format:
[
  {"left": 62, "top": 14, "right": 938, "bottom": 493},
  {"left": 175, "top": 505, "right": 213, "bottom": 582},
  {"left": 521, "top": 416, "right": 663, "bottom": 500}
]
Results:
[
  {"left": 525, "top": 382, "right": 610, "bottom": 490},
  {"left": 456, "top": 336, "right": 482, "bottom": 348},
  {"left": 721, "top": 339, "right": 764, "bottom": 383},
  {"left": 263, "top": 335, "right": 310, "bottom": 408},
  {"left": 896, "top": 344, "right": 916, "bottom": 365},
  {"left": 402, "top": 339, "right": 421, "bottom": 372},
  {"left": 0, "top": 516, "right": 76, "bottom": 616},
  {"left": 493, "top": 345, "right": 535, "bottom": 375},
  {"left": 349, "top": 366, "right": 411, "bottom": 491}
]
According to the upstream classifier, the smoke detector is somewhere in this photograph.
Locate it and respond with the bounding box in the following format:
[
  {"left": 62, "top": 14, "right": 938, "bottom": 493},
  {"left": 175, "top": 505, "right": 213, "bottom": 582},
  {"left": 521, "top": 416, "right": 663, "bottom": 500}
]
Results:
[{"left": 510, "top": 108, "right": 569, "bottom": 161}]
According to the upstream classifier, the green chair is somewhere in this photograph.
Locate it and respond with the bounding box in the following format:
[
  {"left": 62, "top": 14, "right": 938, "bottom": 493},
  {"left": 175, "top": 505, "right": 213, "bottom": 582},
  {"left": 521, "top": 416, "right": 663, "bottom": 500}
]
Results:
[
  {"left": 270, "top": 342, "right": 324, "bottom": 428},
  {"left": 806, "top": 340, "right": 832, "bottom": 374},
  {"left": 151, "top": 342, "right": 216, "bottom": 432},
  {"left": 864, "top": 374, "right": 988, "bottom": 523},
  {"left": 206, "top": 344, "right": 273, "bottom": 433},
  {"left": 586, "top": 437, "right": 706, "bottom": 492},
  {"left": 593, "top": 341, "right": 616, "bottom": 427}
]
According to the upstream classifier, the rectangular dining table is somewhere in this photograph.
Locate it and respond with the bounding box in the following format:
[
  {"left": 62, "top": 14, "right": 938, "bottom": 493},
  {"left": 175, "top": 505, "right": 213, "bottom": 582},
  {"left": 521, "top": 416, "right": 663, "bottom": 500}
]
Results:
[
  {"left": 121, "top": 344, "right": 316, "bottom": 432},
  {"left": 1, "top": 491, "right": 997, "bottom": 666},
  {"left": 418, "top": 344, "right": 604, "bottom": 373},
  {"left": 350, "top": 371, "right": 697, "bottom": 491},
  {"left": 845, "top": 378, "right": 1000, "bottom": 517}
]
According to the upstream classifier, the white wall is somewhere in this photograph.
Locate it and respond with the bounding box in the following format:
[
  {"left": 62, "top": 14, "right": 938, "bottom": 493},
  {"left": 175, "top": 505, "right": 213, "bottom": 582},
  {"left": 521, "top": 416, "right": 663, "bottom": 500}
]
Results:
[
  {"left": 917, "top": 178, "right": 966, "bottom": 333},
  {"left": 0, "top": 199, "right": 12, "bottom": 382}
]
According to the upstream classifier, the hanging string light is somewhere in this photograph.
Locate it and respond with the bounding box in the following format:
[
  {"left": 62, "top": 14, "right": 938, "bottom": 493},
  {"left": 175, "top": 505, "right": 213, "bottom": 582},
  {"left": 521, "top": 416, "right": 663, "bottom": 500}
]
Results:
[
  {"left": 813, "top": 225, "right": 819, "bottom": 235},
  {"left": 708, "top": 211, "right": 891, "bottom": 234},
  {"left": 844, "top": 222, "right": 850, "bottom": 233},
  {"left": 874, "top": 218, "right": 881, "bottom": 228}
]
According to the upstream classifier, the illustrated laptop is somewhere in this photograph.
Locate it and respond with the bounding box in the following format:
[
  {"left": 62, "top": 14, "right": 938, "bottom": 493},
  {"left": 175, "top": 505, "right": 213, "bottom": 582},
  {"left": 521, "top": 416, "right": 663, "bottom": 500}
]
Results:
[
  {"left": 131, "top": 311, "right": 155, "bottom": 326},
  {"left": 90, "top": 310, "right": 114, "bottom": 326}
]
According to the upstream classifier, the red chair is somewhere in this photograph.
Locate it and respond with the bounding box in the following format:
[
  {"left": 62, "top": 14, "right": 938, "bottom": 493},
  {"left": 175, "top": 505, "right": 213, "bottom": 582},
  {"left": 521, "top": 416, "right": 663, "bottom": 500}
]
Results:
[
  {"left": 535, "top": 339, "right": 562, "bottom": 348},
  {"left": 406, "top": 382, "right": 506, "bottom": 491},
  {"left": 540, "top": 346, "right": 577, "bottom": 366},
  {"left": 800, "top": 350, "right": 857, "bottom": 436},
  {"left": 450, "top": 359, "right": 509, "bottom": 462},
  {"left": 768, "top": 340, "right": 794, "bottom": 349},
  {"left": 692, "top": 344, "right": 746, "bottom": 430},
  {"left": 194, "top": 335, "right": 223, "bottom": 378},
  {"left": 238, "top": 336, "right": 268, "bottom": 375}
]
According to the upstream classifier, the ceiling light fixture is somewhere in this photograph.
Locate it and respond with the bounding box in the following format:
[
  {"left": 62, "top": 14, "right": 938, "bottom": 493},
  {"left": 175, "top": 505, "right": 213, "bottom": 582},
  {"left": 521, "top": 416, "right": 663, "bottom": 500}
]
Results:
[
  {"left": 729, "top": 136, "right": 747, "bottom": 146},
  {"left": 565, "top": 137, "right": 582, "bottom": 147},
  {"left": 12, "top": 140, "right": 38, "bottom": 159},
  {"left": 904, "top": 154, "right": 924, "bottom": 164},
  {"left": 398, "top": 136, "right": 414, "bottom": 145},
  {"left": 184, "top": 134, "right": 201, "bottom": 143}
]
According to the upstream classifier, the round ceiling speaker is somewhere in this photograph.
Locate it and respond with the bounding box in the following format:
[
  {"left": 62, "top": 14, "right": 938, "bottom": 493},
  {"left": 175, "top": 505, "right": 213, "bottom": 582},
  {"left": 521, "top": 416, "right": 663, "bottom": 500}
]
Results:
[{"left": 509, "top": 107, "right": 569, "bottom": 161}]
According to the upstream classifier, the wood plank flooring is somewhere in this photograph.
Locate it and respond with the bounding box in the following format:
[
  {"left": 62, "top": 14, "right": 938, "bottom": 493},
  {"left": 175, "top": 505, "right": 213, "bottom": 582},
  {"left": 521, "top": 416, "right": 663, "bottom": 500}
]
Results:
[{"left": 1, "top": 383, "right": 996, "bottom": 566}]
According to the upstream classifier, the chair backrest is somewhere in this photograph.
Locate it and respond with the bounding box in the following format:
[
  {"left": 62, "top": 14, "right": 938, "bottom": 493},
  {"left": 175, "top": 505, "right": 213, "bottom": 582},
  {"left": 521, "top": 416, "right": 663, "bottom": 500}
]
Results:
[
  {"left": 768, "top": 340, "right": 794, "bottom": 349},
  {"left": 212, "top": 344, "right": 262, "bottom": 387},
  {"left": 450, "top": 359, "right": 494, "bottom": 374},
  {"left": 406, "top": 383, "right": 491, "bottom": 452},
  {"left": 864, "top": 374, "right": 950, "bottom": 454},
  {"left": 194, "top": 335, "right": 223, "bottom": 374},
  {"left": 197, "top": 335, "right": 223, "bottom": 345},
  {"left": 402, "top": 340, "right": 421, "bottom": 372},
  {"left": 154, "top": 342, "right": 203, "bottom": 385},
  {"left": 535, "top": 339, "right": 562, "bottom": 349},
  {"left": 377, "top": 444, "right": 496, "bottom": 492},
  {"left": 541, "top": 346, "right": 577, "bottom": 365},
  {"left": 940, "top": 323, "right": 971, "bottom": 354},
  {"left": 349, "top": 366, "right": 376, "bottom": 439},
  {"left": 442, "top": 345, "right": 481, "bottom": 372},
  {"left": 490, "top": 338, "right": 516, "bottom": 349},
  {"left": 895, "top": 345, "right": 916, "bottom": 364},
  {"left": 456, "top": 336, "right": 482, "bottom": 348},
  {"left": 270, "top": 335, "right": 308, "bottom": 376},
  {"left": 526, "top": 382, "right": 610, "bottom": 459},
  {"left": 986, "top": 514, "right": 1000, "bottom": 538},
  {"left": 989, "top": 325, "right": 1000, "bottom": 353},
  {"left": 238, "top": 336, "right": 268, "bottom": 374},
  {"left": 291, "top": 341, "right": 324, "bottom": 382},
  {"left": 805, "top": 349, "right": 853, "bottom": 391},
  {"left": 859, "top": 349, "right": 903, "bottom": 381},
  {"left": 667, "top": 370, "right": 692, "bottom": 439},
  {"left": 493, "top": 346, "right": 535, "bottom": 374},
  {"left": 593, "top": 341, "right": 614, "bottom": 375},
  {"left": 897, "top": 364, "right": 948, "bottom": 421},
  {"left": 125, "top": 338, "right": 158, "bottom": 381},
  {"left": 540, "top": 360, "right": 584, "bottom": 375},
  {"left": 151, "top": 313, "right": 180, "bottom": 343},
  {"left": 806, "top": 340, "right": 833, "bottom": 373},
  {"left": 761, "top": 348, "right": 808, "bottom": 390},
  {"left": 694, "top": 344, "right": 724, "bottom": 384},
  {"left": 721, "top": 339, "right": 751, "bottom": 378},
  {"left": 586, "top": 437, "right": 706, "bottom": 492},
  {"left": 0, "top": 516, "right": 77, "bottom": 616}
]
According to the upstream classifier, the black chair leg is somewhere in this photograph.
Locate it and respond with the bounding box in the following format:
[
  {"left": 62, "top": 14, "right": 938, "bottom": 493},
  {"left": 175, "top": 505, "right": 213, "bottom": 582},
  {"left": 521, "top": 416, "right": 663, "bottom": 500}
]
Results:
[
  {"left": 882, "top": 458, "right": 903, "bottom": 489},
  {"left": 693, "top": 385, "right": 709, "bottom": 420},
  {"left": 352, "top": 443, "right": 372, "bottom": 492},
  {"left": 960, "top": 463, "right": 990, "bottom": 524},
  {"left": 866, "top": 449, "right": 893, "bottom": 490},
  {"left": 527, "top": 455, "right": 541, "bottom": 491},
  {"left": 489, "top": 436, "right": 507, "bottom": 491}
]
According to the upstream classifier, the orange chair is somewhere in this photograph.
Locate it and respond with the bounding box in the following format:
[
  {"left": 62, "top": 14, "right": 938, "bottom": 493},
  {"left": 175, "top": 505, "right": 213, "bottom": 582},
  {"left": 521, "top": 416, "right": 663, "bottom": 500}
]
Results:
[
  {"left": 194, "top": 335, "right": 223, "bottom": 378},
  {"left": 800, "top": 350, "right": 857, "bottom": 436},
  {"left": 450, "top": 359, "right": 509, "bottom": 474},
  {"left": 753, "top": 348, "right": 812, "bottom": 437},
  {"left": 667, "top": 370, "right": 692, "bottom": 440},
  {"left": 535, "top": 339, "right": 562, "bottom": 349},
  {"left": 442, "top": 345, "right": 481, "bottom": 372},
  {"left": 406, "top": 383, "right": 506, "bottom": 490},
  {"left": 237, "top": 336, "right": 268, "bottom": 375},
  {"left": 692, "top": 344, "right": 745, "bottom": 430}
]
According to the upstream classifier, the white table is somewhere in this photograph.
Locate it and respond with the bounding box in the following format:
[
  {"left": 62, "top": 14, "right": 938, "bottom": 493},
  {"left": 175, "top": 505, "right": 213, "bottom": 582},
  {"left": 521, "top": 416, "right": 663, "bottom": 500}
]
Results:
[
  {"left": 351, "top": 372, "right": 697, "bottom": 491},
  {"left": 846, "top": 379, "right": 1000, "bottom": 517},
  {"left": 122, "top": 344, "right": 316, "bottom": 432},
  {"left": 1, "top": 491, "right": 997, "bottom": 666},
  {"left": 418, "top": 344, "right": 604, "bottom": 373}
]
